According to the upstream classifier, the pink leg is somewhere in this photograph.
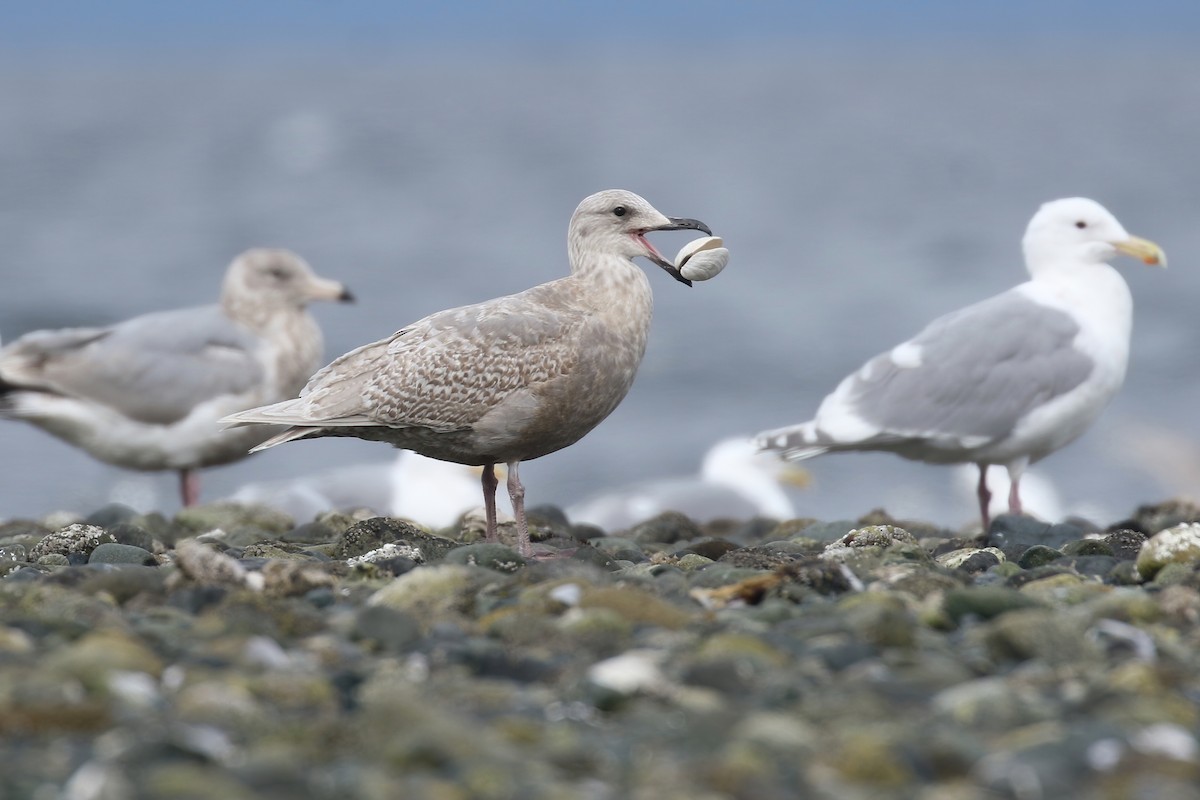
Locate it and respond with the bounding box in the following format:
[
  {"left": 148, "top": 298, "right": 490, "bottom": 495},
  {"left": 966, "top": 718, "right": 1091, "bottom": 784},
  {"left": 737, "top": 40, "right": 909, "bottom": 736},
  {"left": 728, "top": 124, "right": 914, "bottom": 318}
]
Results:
[
  {"left": 180, "top": 469, "right": 200, "bottom": 507},
  {"left": 506, "top": 459, "right": 530, "bottom": 557},
  {"left": 481, "top": 464, "right": 499, "bottom": 542},
  {"left": 976, "top": 464, "right": 991, "bottom": 532},
  {"left": 1008, "top": 474, "right": 1023, "bottom": 516}
]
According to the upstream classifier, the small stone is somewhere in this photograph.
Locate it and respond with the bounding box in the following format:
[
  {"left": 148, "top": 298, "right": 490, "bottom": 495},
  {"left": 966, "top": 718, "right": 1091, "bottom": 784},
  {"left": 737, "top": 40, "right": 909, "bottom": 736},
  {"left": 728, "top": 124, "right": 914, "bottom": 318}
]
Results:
[
  {"left": 84, "top": 503, "right": 139, "bottom": 528},
  {"left": 336, "top": 517, "right": 458, "bottom": 562},
  {"left": 1104, "top": 529, "right": 1149, "bottom": 560},
  {"left": 1136, "top": 523, "right": 1200, "bottom": 580},
  {"left": 675, "top": 553, "right": 714, "bottom": 571},
  {"left": 1018, "top": 545, "right": 1065, "bottom": 569},
  {"left": 88, "top": 543, "right": 157, "bottom": 566},
  {"left": 986, "top": 515, "right": 1087, "bottom": 561},
  {"left": 943, "top": 586, "right": 1043, "bottom": 622},
  {"left": 0, "top": 544, "right": 27, "bottom": 563},
  {"left": 353, "top": 605, "right": 423, "bottom": 652},
  {"left": 443, "top": 543, "right": 526, "bottom": 572},
  {"left": 105, "top": 522, "right": 157, "bottom": 552},
  {"left": 171, "top": 539, "right": 259, "bottom": 590},
  {"left": 627, "top": 511, "right": 703, "bottom": 545},
  {"left": 1061, "top": 538, "right": 1113, "bottom": 557},
  {"left": 29, "top": 524, "right": 116, "bottom": 561},
  {"left": 173, "top": 502, "right": 295, "bottom": 537},
  {"left": 368, "top": 564, "right": 498, "bottom": 628},
  {"left": 936, "top": 547, "right": 1005, "bottom": 571}
]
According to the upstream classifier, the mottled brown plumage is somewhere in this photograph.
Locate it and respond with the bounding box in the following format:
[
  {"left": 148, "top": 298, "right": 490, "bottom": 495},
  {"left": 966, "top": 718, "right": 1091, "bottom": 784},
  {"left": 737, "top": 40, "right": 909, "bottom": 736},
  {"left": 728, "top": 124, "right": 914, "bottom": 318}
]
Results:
[{"left": 223, "top": 190, "right": 712, "bottom": 555}]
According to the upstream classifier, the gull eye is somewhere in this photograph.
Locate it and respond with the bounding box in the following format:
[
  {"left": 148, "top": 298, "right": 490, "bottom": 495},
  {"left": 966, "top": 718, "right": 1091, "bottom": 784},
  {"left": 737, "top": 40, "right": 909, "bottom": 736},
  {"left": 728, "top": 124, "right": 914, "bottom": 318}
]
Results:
[
  {"left": 267, "top": 267, "right": 288, "bottom": 279},
  {"left": 613, "top": 206, "right": 627, "bottom": 218},
  {"left": 1075, "top": 220, "right": 1087, "bottom": 229}
]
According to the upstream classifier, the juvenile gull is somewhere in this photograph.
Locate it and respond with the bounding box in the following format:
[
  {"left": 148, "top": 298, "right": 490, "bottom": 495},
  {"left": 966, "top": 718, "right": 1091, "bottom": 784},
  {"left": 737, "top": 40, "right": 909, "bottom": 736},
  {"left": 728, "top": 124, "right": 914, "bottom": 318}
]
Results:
[
  {"left": 222, "top": 189, "right": 712, "bottom": 556},
  {"left": 0, "top": 249, "right": 352, "bottom": 506},
  {"left": 756, "top": 198, "right": 1165, "bottom": 530},
  {"left": 567, "top": 437, "right": 809, "bottom": 532}
]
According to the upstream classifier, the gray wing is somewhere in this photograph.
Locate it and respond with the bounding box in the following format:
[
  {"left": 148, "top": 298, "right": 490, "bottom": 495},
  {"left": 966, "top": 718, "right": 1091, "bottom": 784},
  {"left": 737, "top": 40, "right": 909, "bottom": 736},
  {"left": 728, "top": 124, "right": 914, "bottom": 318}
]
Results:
[
  {"left": 0, "top": 305, "right": 265, "bottom": 424},
  {"left": 835, "top": 290, "right": 1094, "bottom": 444}
]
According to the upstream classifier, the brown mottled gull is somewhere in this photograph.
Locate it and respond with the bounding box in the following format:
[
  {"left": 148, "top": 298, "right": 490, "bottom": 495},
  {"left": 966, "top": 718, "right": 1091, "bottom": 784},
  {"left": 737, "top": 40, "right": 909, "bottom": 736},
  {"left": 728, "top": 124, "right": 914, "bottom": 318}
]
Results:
[
  {"left": 756, "top": 198, "right": 1165, "bottom": 530},
  {"left": 0, "top": 249, "right": 353, "bottom": 506},
  {"left": 222, "top": 189, "right": 712, "bottom": 556}
]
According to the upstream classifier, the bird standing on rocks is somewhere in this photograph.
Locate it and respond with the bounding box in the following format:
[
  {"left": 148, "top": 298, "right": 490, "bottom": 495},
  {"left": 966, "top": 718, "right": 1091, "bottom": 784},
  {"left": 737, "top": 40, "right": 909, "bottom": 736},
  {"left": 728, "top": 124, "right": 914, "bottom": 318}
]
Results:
[
  {"left": 0, "top": 249, "right": 353, "bottom": 506},
  {"left": 222, "top": 189, "right": 713, "bottom": 556},
  {"left": 756, "top": 198, "right": 1165, "bottom": 530}
]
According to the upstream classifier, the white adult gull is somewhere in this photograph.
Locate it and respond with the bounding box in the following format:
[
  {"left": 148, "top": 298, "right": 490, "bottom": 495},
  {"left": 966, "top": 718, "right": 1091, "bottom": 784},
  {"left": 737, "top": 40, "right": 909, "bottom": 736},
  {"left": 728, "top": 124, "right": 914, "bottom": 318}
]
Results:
[
  {"left": 755, "top": 198, "right": 1165, "bottom": 530},
  {"left": 221, "top": 189, "right": 713, "bottom": 556},
  {"left": 0, "top": 249, "right": 353, "bottom": 506}
]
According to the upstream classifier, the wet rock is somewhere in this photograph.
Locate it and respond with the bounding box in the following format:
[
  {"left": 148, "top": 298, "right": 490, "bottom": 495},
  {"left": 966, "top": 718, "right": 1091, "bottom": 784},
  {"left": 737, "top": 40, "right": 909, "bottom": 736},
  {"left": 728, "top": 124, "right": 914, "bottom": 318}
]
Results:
[
  {"left": 368, "top": 564, "right": 499, "bottom": 628},
  {"left": 29, "top": 524, "right": 116, "bottom": 561},
  {"left": 589, "top": 536, "right": 647, "bottom": 562},
  {"left": 1104, "top": 529, "right": 1149, "bottom": 560},
  {"left": 173, "top": 502, "right": 295, "bottom": 537},
  {"left": 943, "top": 586, "right": 1043, "bottom": 622},
  {"left": 986, "top": 514, "right": 1087, "bottom": 560},
  {"left": 936, "top": 546, "right": 1005, "bottom": 572},
  {"left": 88, "top": 543, "right": 157, "bottom": 566},
  {"left": 83, "top": 503, "right": 139, "bottom": 529},
  {"left": 676, "top": 538, "right": 739, "bottom": 561},
  {"left": 443, "top": 543, "right": 526, "bottom": 572},
  {"left": 353, "top": 605, "right": 423, "bottom": 653},
  {"left": 1061, "top": 538, "right": 1113, "bottom": 557},
  {"left": 1126, "top": 499, "right": 1200, "bottom": 534},
  {"left": 105, "top": 522, "right": 157, "bottom": 552},
  {"left": 628, "top": 511, "right": 704, "bottom": 545},
  {"left": 171, "top": 539, "right": 260, "bottom": 590},
  {"left": 336, "top": 517, "right": 458, "bottom": 562},
  {"left": 1018, "top": 544, "right": 1065, "bottom": 569},
  {"left": 1135, "top": 523, "right": 1200, "bottom": 580}
]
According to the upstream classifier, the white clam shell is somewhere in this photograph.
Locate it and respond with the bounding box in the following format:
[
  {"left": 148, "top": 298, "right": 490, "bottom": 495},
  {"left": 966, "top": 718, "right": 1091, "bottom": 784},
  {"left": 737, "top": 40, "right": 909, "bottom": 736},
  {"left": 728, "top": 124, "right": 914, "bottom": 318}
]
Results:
[{"left": 675, "top": 236, "right": 728, "bottom": 282}]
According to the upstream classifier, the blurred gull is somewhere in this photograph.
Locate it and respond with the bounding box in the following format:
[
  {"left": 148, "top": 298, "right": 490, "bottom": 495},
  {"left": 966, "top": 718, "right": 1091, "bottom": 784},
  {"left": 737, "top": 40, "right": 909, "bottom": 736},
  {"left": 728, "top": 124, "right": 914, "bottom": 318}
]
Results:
[
  {"left": 0, "top": 249, "right": 352, "bottom": 506},
  {"left": 567, "top": 437, "right": 808, "bottom": 532},
  {"left": 222, "top": 190, "right": 713, "bottom": 556},
  {"left": 227, "top": 450, "right": 512, "bottom": 528},
  {"left": 757, "top": 198, "right": 1165, "bottom": 530}
]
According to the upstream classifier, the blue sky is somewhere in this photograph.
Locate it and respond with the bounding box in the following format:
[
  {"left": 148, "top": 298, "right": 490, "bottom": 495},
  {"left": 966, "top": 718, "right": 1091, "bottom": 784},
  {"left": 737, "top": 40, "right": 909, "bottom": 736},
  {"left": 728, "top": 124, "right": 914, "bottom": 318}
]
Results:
[{"left": 5, "top": 1, "right": 1198, "bottom": 52}]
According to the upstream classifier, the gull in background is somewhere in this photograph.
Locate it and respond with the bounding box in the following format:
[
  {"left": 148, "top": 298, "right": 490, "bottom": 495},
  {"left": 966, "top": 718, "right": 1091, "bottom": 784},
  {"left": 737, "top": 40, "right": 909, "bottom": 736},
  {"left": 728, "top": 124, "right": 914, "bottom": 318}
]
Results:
[
  {"left": 0, "top": 249, "right": 353, "bottom": 506},
  {"left": 757, "top": 198, "right": 1165, "bottom": 530}
]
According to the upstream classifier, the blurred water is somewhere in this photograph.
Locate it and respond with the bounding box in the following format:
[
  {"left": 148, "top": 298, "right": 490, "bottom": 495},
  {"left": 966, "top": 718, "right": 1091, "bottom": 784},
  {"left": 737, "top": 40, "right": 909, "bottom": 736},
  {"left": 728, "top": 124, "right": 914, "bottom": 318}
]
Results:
[{"left": 1, "top": 45, "right": 1198, "bottom": 526}]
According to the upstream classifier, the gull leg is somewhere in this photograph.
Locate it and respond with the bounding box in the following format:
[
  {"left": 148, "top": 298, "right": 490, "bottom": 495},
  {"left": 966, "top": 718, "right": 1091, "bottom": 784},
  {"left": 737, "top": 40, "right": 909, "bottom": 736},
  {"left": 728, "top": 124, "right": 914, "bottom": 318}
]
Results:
[
  {"left": 179, "top": 469, "right": 200, "bottom": 507},
  {"left": 481, "top": 463, "right": 499, "bottom": 542},
  {"left": 1006, "top": 461, "right": 1026, "bottom": 517},
  {"left": 506, "top": 459, "right": 530, "bottom": 557},
  {"left": 976, "top": 464, "right": 991, "bottom": 532}
]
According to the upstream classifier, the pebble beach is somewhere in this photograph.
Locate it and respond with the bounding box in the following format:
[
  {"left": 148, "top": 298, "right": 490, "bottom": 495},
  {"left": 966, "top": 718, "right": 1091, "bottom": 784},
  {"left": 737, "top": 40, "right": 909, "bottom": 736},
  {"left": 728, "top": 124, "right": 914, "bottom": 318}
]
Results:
[{"left": 2, "top": 498, "right": 1199, "bottom": 799}]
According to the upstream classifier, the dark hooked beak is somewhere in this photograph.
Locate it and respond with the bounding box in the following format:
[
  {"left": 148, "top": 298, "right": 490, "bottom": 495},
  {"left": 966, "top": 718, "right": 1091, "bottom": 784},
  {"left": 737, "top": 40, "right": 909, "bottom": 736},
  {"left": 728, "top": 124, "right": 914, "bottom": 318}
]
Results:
[
  {"left": 643, "top": 216, "right": 713, "bottom": 287},
  {"left": 658, "top": 217, "right": 713, "bottom": 236}
]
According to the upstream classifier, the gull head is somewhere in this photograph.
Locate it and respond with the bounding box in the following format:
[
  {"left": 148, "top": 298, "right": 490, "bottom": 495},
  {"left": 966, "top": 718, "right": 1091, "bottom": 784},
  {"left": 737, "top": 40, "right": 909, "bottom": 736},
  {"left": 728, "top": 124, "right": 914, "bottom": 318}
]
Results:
[
  {"left": 1023, "top": 197, "right": 1166, "bottom": 275},
  {"left": 569, "top": 189, "right": 711, "bottom": 286},
  {"left": 223, "top": 248, "right": 355, "bottom": 310}
]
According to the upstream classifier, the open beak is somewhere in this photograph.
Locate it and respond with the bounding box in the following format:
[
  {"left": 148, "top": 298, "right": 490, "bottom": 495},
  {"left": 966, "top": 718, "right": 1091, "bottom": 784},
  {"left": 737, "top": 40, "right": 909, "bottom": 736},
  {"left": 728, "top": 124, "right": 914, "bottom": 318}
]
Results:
[
  {"left": 309, "top": 277, "right": 356, "bottom": 303},
  {"left": 640, "top": 216, "right": 713, "bottom": 287},
  {"left": 1114, "top": 235, "right": 1167, "bottom": 268}
]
